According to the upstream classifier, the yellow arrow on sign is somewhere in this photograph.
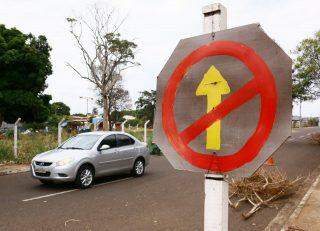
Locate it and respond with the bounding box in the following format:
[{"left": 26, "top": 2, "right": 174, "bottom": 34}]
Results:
[{"left": 196, "top": 65, "right": 230, "bottom": 150}]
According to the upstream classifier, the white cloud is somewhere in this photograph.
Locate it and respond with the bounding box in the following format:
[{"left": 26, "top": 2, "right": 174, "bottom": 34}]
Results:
[{"left": 0, "top": 0, "right": 319, "bottom": 116}]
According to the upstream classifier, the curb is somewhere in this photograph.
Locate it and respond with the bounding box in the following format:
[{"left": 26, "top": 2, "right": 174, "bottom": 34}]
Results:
[
  {"left": 264, "top": 165, "right": 320, "bottom": 231},
  {"left": 281, "top": 172, "right": 320, "bottom": 230},
  {"left": 0, "top": 165, "right": 30, "bottom": 176}
]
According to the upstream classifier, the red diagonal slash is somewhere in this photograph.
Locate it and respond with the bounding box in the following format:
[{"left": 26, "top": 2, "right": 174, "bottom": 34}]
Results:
[
  {"left": 161, "top": 41, "right": 277, "bottom": 172},
  {"left": 180, "top": 78, "right": 259, "bottom": 144}
]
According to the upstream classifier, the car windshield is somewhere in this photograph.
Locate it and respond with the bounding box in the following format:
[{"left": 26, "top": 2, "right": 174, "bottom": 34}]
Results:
[{"left": 59, "top": 134, "right": 101, "bottom": 150}]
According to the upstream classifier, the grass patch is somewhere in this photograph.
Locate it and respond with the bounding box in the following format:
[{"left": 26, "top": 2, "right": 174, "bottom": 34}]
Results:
[{"left": 0, "top": 132, "right": 70, "bottom": 164}]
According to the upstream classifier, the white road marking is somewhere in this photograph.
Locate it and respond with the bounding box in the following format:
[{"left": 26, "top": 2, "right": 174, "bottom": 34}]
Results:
[
  {"left": 22, "top": 189, "right": 78, "bottom": 202},
  {"left": 22, "top": 177, "right": 133, "bottom": 202}
]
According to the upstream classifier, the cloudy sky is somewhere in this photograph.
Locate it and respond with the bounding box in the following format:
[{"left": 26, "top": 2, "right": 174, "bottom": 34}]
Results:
[{"left": 1, "top": 0, "right": 319, "bottom": 116}]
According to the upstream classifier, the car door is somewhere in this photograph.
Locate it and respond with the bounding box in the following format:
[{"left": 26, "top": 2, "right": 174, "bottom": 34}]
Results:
[
  {"left": 115, "top": 134, "right": 136, "bottom": 170},
  {"left": 96, "top": 134, "right": 118, "bottom": 174}
]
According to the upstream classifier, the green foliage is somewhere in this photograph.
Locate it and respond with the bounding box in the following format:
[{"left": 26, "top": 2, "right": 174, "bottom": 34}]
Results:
[
  {"left": 135, "top": 90, "right": 156, "bottom": 126},
  {"left": 293, "top": 31, "right": 320, "bottom": 102},
  {"left": 126, "top": 129, "right": 162, "bottom": 155},
  {"left": 51, "top": 102, "right": 70, "bottom": 116},
  {"left": 0, "top": 24, "right": 53, "bottom": 123},
  {"left": 308, "top": 117, "right": 319, "bottom": 127},
  {"left": 127, "top": 118, "right": 143, "bottom": 127},
  {"left": 105, "top": 32, "right": 137, "bottom": 61},
  {"left": 147, "top": 134, "right": 162, "bottom": 155}
]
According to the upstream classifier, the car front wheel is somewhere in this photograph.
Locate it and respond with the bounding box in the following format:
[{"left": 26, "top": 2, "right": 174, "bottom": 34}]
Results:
[
  {"left": 132, "top": 159, "right": 145, "bottom": 177},
  {"left": 76, "top": 165, "right": 94, "bottom": 189}
]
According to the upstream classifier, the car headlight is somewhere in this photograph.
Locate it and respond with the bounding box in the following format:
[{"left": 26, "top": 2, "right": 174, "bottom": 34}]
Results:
[{"left": 56, "top": 157, "right": 74, "bottom": 166}]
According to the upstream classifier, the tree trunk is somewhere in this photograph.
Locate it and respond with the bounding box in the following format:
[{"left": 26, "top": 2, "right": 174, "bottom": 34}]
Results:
[
  {"left": 103, "top": 95, "right": 109, "bottom": 131},
  {"left": 107, "top": 96, "right": 112, "bottom": 131}
]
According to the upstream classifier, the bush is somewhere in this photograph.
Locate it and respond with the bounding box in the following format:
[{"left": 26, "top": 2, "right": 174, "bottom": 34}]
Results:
[
  {"left": 147, "top": 133, "right": 162, "bottom": 155},
  {"left": 126, "top": 129, "right": 162, "bottom": 155},
  {"left": 308, "top": 117, "right": 319, "bottom": 127}
]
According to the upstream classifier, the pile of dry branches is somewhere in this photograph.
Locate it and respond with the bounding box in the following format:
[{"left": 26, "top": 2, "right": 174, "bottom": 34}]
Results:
[
  {"left": 311, "top": 132, "right": 320, "bottom": 144},
  {"left": 228, "top": 167, "right": 302, "bottom": 219}
]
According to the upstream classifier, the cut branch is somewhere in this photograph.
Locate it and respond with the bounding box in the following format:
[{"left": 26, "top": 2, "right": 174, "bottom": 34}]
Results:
[{"left": 228, "top": 167, "right": 302, "bottom": 219}]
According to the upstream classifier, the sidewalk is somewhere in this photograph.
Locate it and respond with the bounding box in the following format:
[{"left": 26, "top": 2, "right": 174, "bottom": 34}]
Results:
[
  {"left": 0, "top": 164, "right": 30, "bottom": 176},
  {"left": 283, "top": 175, "right": 320, "bottom": 231}
]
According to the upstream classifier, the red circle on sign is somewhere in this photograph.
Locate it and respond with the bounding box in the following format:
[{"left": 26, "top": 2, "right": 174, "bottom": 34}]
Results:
[{"left": 162, "top": 41, "right": 277, "bottom": 172}]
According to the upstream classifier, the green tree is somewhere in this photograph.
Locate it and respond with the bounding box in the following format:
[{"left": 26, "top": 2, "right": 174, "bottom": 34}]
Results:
[
  {"left": 0, "top": 24, "right": 52, "bottom": 123},
  {"left": 50, "top": 102, "right": 70, "bottom": 116},
  {"left": 293, "top": 31, "right": 320, "bottom": 102},
  {"left": 135, "top": 90, "right": 156, "bottom": 126}
]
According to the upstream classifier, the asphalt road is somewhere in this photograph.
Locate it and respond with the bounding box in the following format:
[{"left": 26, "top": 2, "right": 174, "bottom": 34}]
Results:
[{"left": 0, "top": 127, "right": 320, "bottom": 231}]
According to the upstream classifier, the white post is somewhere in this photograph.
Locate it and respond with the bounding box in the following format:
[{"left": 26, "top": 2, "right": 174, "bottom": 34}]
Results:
[
  {"left": 144, "top": 120, "right": 150, "bottom": 143},
  {"left": 202, "top": 3, "right": 227, "bottom": 33},
  {"left": 121, "top": 120, "right": 128, "bottom": 132},
  {"left": 58, "top": 118, "right": 65, "bottom": 146},
  {"left": 136, "top": 124, "right": 139, "bottom": 131},
  {"left": 13, "top": 118, "right": 21, "bottom": 158},
  {"left": 202, "top": 4, "right": 228, "bottom": 231},
  {"left": 204, "top": 174, "right": 228, "bottom": 231}
]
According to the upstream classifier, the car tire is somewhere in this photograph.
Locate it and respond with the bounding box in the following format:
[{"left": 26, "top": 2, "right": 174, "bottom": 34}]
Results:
[
  {"left": 132, "top": 159, "right": 145, "bottom": 177},
  {"left": 75, "top": 165, "right": 94, "bottom": 189},
  {"left": 39, "top": 179, "right": 52, "bottom": 185}
]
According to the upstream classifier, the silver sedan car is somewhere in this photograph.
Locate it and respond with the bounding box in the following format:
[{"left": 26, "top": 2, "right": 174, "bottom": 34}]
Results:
[{"left": 31, "top": 131, "right": 150, "bottom": 188}]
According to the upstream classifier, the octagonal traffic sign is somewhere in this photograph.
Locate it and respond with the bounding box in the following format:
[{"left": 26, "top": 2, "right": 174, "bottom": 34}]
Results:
[{"left": 154, "top": 24, "right": 292, "bottom": 177}]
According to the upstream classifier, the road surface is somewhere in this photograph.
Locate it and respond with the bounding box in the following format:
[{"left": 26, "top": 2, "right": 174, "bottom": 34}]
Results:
[{"left": 0, "top": 127, "right": 319, "bottom": 230}]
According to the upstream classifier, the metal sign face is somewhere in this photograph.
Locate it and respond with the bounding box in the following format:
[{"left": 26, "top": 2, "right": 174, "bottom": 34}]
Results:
[{"left": 154, "top": 24, "right": 292, "bottom": 177}]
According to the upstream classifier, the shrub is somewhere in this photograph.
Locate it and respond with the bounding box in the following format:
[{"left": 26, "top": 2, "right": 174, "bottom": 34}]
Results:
[{"left": 127, "top": 129, "right": 162, "bottom": 155}]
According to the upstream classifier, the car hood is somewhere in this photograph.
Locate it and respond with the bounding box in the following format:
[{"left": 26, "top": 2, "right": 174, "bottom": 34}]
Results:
[{"left": 34, "top": 148, "right": 88, "bottom": 162}]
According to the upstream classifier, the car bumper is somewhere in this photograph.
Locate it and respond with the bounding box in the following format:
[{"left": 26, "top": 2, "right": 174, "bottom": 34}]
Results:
[{"left": 31, "top": 162, "right": 77, "bottom": 182}]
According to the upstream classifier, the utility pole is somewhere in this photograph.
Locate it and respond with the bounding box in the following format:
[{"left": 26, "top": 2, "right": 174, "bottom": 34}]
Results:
[
  {"left": 79, "top": 96, "right": 94, "bottom": 115},
  {"left": 202, "top": 3, "right": 228, "bottom": 231}
]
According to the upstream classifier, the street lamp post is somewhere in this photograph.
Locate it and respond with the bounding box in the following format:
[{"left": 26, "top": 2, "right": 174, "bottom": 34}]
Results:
[{"left": 80, "top": 96, "right": 94, "bottom": 115}]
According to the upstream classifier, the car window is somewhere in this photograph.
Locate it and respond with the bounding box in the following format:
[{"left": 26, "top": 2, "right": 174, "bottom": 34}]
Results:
[
  {"left": 60, "top": 134, "right": 101, "bottom": 150},
  {"left": 116, "top": 134, "right": 135, "bottom": 147},
  {"left": 99, "top": 135, "right": 117, "bottom": 149}
]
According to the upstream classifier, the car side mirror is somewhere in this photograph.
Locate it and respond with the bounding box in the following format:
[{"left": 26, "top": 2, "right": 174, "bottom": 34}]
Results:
[{"left": 99, "top": 144, "right": 110, "bottom": 151}]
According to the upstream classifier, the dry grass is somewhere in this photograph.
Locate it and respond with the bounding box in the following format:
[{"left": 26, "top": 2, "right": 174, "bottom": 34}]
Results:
[
  {"left": 0, "top": 132, "right": 70, "bottom": 164},
  {"left": 229, "top": 167, "right": 302, "bottom": 219}
]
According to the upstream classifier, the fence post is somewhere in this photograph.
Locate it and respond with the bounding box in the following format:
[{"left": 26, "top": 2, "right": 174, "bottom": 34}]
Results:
[
  {"left": 13, "top": 118, "right": 21, "bottom": 158},
  {"left": 58, "top": 118, "right": 65, "bottom": 146},
  {"left": 121, "top": 120, "right": 128, "bottom": 132},
  {"left": 144, "top": 120, "right": 150, "bottom": 143}
]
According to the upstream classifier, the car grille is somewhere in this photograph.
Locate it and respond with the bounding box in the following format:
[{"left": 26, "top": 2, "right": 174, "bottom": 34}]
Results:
[
  {"left": 35, "top": 171, "right": 51, "bottom": 177},
  {"left": 35, "top": 161, "right": 52, "bottom": 166}
]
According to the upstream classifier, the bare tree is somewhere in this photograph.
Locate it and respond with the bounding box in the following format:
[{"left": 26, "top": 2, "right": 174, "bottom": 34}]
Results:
[
  {"left": 97, "top": 78, "right": 132, "bottom": 129},
  {"left": 66, "top": 5, "right": 138, "bottom": 130}
]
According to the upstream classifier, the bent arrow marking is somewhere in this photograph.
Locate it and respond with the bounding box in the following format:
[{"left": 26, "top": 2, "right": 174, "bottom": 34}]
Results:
[{"left": 196, "top": 65, "right": 230, "bottom": 150}]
